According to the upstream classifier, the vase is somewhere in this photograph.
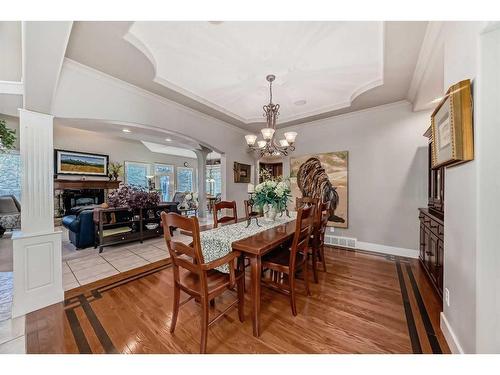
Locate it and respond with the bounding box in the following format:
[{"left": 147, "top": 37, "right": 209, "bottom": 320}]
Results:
[{"left": 264, "top": 204, "right": 277, "bottom": 222}]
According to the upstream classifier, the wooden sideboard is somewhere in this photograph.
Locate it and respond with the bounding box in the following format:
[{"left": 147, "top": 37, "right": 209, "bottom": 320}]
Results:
[
  {"left": 419, "top": 208, "right": 444, "bottom": 297},
  {"left": 419, "top": 127, "right": 445, "bottom": 298}
]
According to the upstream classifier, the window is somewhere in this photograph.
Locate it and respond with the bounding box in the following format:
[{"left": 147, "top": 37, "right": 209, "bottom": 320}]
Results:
[
  {"left": 0, "top": 151, "right": 21, "bottom": 200},
  {"left": 206, "top": 164, "right": 221, "bottom": 196},
  {"left": 155, "top": 164, "right": 174, "bottom": 202},
  {"left": 177, "top": 167, "right": 194, "bottom": 193},
  {"left": 124, "top": 161, "right": 150, "bottom": 189}
]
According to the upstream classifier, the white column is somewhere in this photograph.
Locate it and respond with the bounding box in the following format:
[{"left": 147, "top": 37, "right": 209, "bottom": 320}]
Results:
[
  {"left": 12, "top": 109, "right": 63, "bottom": 318},
  {"left": 195, "top": 147, "right": 210, "bottom": 218}
]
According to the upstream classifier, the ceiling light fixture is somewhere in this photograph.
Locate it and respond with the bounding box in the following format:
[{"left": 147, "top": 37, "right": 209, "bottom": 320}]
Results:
[
  {"left": 245, "top": 75, "right": 297, "bottom": 158},
  {"left": 165, "top": 138, "right": 172, "bottom": 142},
  {"left": 122, "top": 129, "right": 131, "bottom": 133}
]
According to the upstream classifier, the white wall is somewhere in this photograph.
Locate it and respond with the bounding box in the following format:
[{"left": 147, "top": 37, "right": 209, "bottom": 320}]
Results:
[
  {"left": 476, "top": 25, "right": 500, "bottom": 354},
  {"left": 51, "top": 59, "right": 254, "bottom": 217},
  {"left": 0, "top": 21, "right": 22, "bottom": 81},
  {"left": 280, "top": 101, "right": 430, "bottom": 253},
  {"left": 425, "top": 22, "right": 485, "bottom": 354}
]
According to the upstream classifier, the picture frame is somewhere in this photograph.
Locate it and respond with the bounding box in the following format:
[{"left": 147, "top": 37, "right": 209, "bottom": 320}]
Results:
[
  {"left": 233, "top": 162, "right": 251, "bottom": 183},
  {"left": 431, "top": 79, "right": 474, "bottom": 169},
  {"left": 55, "top": 149, "right": 109, "bottom": 177}
]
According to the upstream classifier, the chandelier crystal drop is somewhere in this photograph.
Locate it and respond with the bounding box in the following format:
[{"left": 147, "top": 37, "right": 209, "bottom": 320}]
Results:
[{"left": 244, "top": 74, "right": 298, "bottom": 158}]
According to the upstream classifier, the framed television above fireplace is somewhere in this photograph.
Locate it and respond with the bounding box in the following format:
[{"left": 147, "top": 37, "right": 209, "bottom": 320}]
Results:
[{"left": 54, "top": 149, "right": 109, "bottom": 177}]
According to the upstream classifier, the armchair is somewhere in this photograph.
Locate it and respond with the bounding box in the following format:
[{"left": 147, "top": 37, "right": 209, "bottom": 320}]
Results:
[{"left": 0, "top": 195, "right": 21, "bottom": 237}]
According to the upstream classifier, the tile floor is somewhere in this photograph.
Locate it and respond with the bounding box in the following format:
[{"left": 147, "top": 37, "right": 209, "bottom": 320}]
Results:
[{"left": 61, "top": 229, "right": 192, "bottom": 290}]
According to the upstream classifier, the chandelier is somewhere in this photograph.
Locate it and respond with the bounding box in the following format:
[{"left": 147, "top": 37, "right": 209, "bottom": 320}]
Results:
[{"left": 244, "top": 74, "right": 297, "bottom": 158}]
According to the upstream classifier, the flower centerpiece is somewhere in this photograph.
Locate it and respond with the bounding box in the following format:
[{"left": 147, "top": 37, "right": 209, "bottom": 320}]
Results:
[{"left": 253, "top": 177, "right": 291, "bottom": 221}]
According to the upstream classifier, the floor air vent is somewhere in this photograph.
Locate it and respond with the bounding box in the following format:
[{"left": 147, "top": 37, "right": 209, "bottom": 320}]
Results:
[{"left": 325, "top": 235, "right": 357, "bottom": 249}]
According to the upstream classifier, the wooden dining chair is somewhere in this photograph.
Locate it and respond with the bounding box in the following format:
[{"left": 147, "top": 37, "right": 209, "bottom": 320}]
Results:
[
  {"left": 161, "top": 212, "right": 245, "bottom": 353},
  {"left": 213, "top": 200, "right": 238, "bottom": 228},
  {"left": 261, "top": 205, "right": 314, "bottom": 316},
  {"left": 311, "top": 201, "right": 330, "bottom": 283}
]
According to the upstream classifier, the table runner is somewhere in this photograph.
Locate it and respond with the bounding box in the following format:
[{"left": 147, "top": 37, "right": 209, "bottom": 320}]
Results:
[{"left": 200, "top": 212, "right": 296, "bottom": 273}]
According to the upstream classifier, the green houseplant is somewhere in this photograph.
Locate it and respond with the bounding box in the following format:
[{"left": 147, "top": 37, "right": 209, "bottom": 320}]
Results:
[{"left": 0, "top": 119, "right": 16, "bottom": 152}]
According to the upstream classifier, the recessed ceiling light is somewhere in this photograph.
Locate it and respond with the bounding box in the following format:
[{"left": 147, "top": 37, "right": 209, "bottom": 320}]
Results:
[
  {"left": 165, "top": 138, "right": 172, "bottom": 142},
  {"left": 122, "top": 128, "right": 131, "bottom": 133},
  {"left": 294, "top": 99, "right": 307, "bottom": 106}
]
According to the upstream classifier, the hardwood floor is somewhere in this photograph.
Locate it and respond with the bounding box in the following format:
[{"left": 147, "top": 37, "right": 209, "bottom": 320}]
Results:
[{"left": 25, "top": 247, "right": 450, "bottom": 354}]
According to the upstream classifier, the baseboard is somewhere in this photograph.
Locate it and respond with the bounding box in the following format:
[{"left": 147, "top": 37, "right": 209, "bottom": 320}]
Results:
[
  {"left": 356, "top": 241, "right": 419, "bottom": 259},
  {"left": 440, "top": 312, "right": 464, "bottom": 354}
]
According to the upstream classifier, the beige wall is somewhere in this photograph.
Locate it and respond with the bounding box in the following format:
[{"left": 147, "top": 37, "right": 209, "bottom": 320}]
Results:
[{"left": 281, "top": 101, "right": 431, "bottom": 252}]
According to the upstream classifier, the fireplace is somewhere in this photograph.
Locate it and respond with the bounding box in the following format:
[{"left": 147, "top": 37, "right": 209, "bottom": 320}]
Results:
[{"left": 60, "top": 189, "right": 105, "bottom": 215}]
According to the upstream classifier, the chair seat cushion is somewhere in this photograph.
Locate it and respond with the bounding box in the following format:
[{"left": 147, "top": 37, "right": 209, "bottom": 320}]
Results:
[
  {"left": 263, "top": 248, "right": 305, "bottom": 267},
  {"left": 179, "top": 268, "right": 230, "bottom": 293}
]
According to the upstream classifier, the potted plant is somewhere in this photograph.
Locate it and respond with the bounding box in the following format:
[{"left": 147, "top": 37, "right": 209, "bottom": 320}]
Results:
[
  {"left": 253, "top": 177, "right": 291, "bottom": 221},
  {"left": 0, "top": 119, "right": 16, "bottom": 152},
  {"left": 108, "top": 162, "right": 124, "bottom": 181}
]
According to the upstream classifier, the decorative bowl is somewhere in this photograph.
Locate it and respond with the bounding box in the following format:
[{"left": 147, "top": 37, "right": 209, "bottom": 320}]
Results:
[{"left": 145, "top": 223, "right": 159, "bottom": 230}]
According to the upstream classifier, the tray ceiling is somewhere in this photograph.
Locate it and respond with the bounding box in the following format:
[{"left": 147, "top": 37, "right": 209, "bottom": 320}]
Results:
[
  {"left": 125, "top": 21, "right": 384, "bottom": 123},
  {"left": 65, "top": 21, "right": 427, "bottom": 131}
]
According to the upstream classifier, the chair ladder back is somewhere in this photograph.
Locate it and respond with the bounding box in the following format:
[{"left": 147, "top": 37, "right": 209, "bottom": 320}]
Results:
[
  {"left": 161, "top": 212, "right": 205, "bottom": 268},
  {"left": 213, "top": 200, "right": 238, "bottom": 228},
  {"left": 289, "top": 205, "right": 314, "bottom": 270}
]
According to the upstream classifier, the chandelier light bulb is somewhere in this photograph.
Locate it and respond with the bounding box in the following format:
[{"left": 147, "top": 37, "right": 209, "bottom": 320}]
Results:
[
  {"left": 284, "top": 131, "right": 298, "bottom": 144},
  {"left": 245, "top": 134, "right": 257, "bottom": 146},
  {"left": 261, "top": 127, "right": 275, "bottom": 140},
  {"left": 279, "top": 139, "right": 289, "bottom": 147},
  {"left": 257, "top": 140, "right": 267, "bottom": 148}
]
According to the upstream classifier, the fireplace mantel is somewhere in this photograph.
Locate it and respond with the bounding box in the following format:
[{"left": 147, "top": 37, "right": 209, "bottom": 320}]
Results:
[{"left": 54, "top": 179, "right": 121, "bottom": 190}]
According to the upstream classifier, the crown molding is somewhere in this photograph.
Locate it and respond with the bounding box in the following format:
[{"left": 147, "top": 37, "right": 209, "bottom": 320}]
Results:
[
  {"left": 281, "top": 100, "right": 413, "bottom": 132},
  {"left": 61, "top": 58, "right": 249, "bottom": 136},
  {"left": 407, "top": 22, "right": 444, "bottom": 104}
]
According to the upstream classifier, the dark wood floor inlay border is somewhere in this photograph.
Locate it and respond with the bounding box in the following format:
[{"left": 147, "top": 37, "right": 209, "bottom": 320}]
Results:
[
  {"left": 395, "top": 259, "right": 422, "bottom": 354},
  {"left": 65, "top": 308, "right": 92, "bottom": 354},
  {"left": 63, "top": 263, "right": 171, "bottom": 353},
  {"left": 405, "top": 264, "right": 443, "bottom": 354}
]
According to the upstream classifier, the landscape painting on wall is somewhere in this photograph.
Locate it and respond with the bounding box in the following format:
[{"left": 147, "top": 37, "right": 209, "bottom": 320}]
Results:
[
  {"left": 55, "top": 150, "right": 109, "bottom": 177},
  {"left": 290, "top": 151, "right": 348, "bottom": 228}
]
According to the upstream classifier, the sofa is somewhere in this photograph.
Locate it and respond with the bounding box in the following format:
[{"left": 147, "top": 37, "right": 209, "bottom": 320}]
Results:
[{"left": 0, "top": 195, "right": 21, "bottom": 237}]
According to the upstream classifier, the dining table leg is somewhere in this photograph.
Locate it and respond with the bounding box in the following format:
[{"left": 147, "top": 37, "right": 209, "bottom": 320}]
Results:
[{"left": 249, "top": 255, "right": 262, "bottom": 337}]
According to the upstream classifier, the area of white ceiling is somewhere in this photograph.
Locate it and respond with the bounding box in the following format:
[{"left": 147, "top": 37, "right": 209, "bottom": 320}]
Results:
[
  {"left": 65, "top": 21, "right": 428, "bottom": 131},
  {"left": 141, "top": 141, "right": 197, "bottom": 158},
  {"left": 125, "top": 21, "right": 384, "bottom": 123}
]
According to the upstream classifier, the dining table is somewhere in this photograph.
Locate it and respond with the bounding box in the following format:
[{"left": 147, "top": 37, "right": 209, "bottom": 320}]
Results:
[{"left": 199, "top": 213, "right": 298, "bottom": 337}]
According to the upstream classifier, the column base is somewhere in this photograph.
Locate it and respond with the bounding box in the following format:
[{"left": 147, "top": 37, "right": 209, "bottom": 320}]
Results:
[{"left": 12, "top": 230, "right": 63, "bottom": 318}]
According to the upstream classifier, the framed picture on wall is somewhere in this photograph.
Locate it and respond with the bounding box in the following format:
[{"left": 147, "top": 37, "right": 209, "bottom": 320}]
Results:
[
  {"left": 55, "top": 149, "right": 109, "bottom": 177},
  {"left": 431, "top": 79, "right": 474, "bottom": 168},
  {"left": 233, "top": 162, "right": 251, "bottom": 183}
]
